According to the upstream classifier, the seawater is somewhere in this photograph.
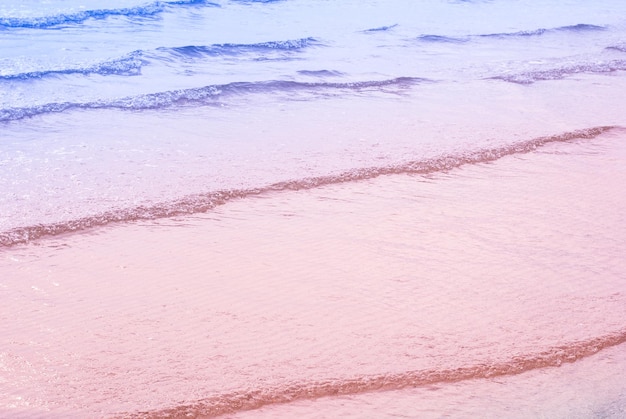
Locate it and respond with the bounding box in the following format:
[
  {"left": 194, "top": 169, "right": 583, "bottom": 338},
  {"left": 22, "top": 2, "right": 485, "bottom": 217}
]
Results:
[
  {"left": 2, "top": 0, "right": 626, "bottom": 238},
  {"left": 1, "top": 0, "right": 626, "bottom": 418}
]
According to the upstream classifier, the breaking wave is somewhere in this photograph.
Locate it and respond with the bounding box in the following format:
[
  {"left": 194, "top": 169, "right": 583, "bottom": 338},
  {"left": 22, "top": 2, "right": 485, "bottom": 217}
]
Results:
[{"left": 0, "top": 126, "right": 616, "bottom": 248}]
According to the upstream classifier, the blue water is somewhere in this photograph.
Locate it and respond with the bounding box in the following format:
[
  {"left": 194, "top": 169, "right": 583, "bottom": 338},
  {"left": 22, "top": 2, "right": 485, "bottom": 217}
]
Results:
[
  {"left": 2, "top": 0, "right": 626, "bottom": 116},
  {"left": 1, "top": 0, "right": 626, "bottom": 241}
]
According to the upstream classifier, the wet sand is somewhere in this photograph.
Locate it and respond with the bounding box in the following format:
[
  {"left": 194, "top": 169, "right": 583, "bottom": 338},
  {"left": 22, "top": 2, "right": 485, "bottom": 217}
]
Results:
[{"left": 1, "top": 128, "right": 625, "bottom": 418}]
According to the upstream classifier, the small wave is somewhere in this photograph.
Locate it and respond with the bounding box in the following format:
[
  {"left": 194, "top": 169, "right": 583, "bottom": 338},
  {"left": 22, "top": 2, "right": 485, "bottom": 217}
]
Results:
[
  {"left": 479, "top": 28, "right": 547, "bottom": 38},
  {"left": 362, "top": 24, "right": 398, "bottom": 33},
  {"left": 0, "top": 77, "right": 426, "bottom": 122},
  {"left": 120, "top": 327, "right": 626, "bottom": 418},
  {"left": 479, "top": 23, "right": 606, "bottom": 39},
  {"left": 0, "top": 52, "right": 145, "bottom": 80},
  {"left": 417, "top": 34, "right": 468, "bottom": 43},
  {"left": 415, "top": 23, "right": 606, "bottom": 45},
  {"left": 158, "top": 37, "right": 320, "bottom": 58},
  {"left": 558, "top": 23, "right": 607, "bottom": 32},
  {"left": 491, "top": 59, "right": 626, "bottom": 84},
  {"left": 0, "top": 126, "right": 615, "bottom": 248},
  {"left": 606, "top": 44, "right": 626, "bottom": 53},
  {"left": 0, "top": 0, "right": 218, "bottom": 29}
]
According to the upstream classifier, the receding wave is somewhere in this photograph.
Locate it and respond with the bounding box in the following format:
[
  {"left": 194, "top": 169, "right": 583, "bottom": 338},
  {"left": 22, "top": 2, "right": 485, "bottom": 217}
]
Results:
[
  {"left": 0, "top": 77, "right": 426, "bottom": 122},
  {"left": 491, "top": 59, "right": 626, "bottom": 84},
  {"left": 0, "top": 0, "right": 218, "bottom": 29},
  {"left": 0, "top": 126, "right": 615, "bottom": 248},
  {"left": 120, "top": 327, "right": 626, "bottom": 418}
]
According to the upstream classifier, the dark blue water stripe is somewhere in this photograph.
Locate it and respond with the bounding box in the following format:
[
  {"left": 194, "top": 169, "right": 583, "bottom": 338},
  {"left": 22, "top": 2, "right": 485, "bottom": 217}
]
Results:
[
  {"left": 0, "top": 0, "right": 219, "bottom": 29},
  {"left": 0, "top": 77, "right": 428, "bottom": 122}
]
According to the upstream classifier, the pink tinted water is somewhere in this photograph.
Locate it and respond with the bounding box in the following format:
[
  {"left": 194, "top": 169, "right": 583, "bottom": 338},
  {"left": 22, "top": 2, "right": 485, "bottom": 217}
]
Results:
[
  {"left": 1, "top": 128, "right": 625, "bottom": 418},
  {"left": 232, "top": 344, "right": 626, "bottom": 419},
  {"left": 4, "top": 74, "right": 626, "bottom": 239}
]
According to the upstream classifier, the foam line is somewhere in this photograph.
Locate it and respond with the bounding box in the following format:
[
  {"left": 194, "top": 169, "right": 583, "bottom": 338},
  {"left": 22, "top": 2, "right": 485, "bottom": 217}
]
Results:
[
  {"left": 0, "top": 126, "right": 616, "bottom": 248},
  {"left": 122, "top": 328, "right": 626, "bottom": 418}
]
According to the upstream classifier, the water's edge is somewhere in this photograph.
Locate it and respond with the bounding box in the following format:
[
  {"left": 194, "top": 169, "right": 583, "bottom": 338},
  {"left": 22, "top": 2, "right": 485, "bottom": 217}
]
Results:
[{"left": 1, "top": 125, "right": 617, "bottom": 248}]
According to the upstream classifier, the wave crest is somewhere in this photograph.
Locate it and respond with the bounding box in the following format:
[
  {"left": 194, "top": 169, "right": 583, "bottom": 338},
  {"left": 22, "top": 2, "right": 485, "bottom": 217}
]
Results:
[
  {"left": 418, "top": 23, "right": 606, "bottom": 43},
  {"left": 479, "top": 23, "right": 606, "bottom": 38},
  {"left": 417, "top": 34, "right": 468, "bottom": 43},
  {"left": 0, "top": 77, "right": 426, "bottom": 122},
  {"left": 158, "top": 37, "right": 320, "bottom": 58},
  {"left": 362, "top": 24, "right": 398, "bottom": 33},
  {"left": 606, "top": 44, "right": 626, "bottom": 53}
]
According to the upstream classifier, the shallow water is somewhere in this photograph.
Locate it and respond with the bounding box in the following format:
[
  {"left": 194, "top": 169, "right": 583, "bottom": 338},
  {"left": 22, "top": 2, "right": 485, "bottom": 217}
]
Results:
[
  {"left": 2, "top": 130, "right": 626, "bottom": 418},
  {"left": 230, "top": 344, "right": 626, "bottom": 419},
  {"left": 2, "top": 0, "right": 626, "bottom": 241}
]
